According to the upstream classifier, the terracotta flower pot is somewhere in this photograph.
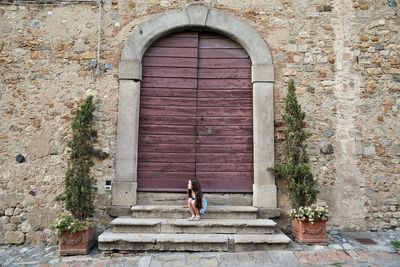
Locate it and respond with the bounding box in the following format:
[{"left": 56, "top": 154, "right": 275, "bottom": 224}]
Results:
[
  {"left": 59, "top": 227, "right": 96, "bottom": 255},
  {"left": 292, "top": 218, "right": 327, "bottom": 244}
]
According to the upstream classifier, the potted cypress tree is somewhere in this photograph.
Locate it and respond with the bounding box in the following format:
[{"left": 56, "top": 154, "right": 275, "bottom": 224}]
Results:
[
  {"left": 270, "top": 80, "right": 331, "bottom": 244},
  {"left": 52, "top": 95, "right": 108, "bottom": 255}
]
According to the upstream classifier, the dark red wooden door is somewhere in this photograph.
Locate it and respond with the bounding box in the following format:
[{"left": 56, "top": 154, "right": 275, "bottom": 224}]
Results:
[{"left": 138, "top": 31, "right": 253, "bottom": 192}]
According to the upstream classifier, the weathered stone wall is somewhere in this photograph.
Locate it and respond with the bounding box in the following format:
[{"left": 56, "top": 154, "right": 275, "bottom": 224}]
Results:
[{"left": 0, "top": 0, "right": 399, "bottom": 244}]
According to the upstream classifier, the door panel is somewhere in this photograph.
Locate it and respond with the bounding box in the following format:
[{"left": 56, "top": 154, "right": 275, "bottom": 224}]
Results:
[
  {"left": 138, "top": 32, "right": 198, "bottom": 190},
  {"left": 195, "top": 32, "right": 252, "bottom": 192},
  {"left": 138, "top": 31, "right": 253, "bottom": 192}
]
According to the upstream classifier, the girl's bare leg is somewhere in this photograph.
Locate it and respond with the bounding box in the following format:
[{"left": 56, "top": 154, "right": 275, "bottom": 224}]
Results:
[
  {"left": 187, "top": 198, "right": 195, "bottom": 220},
  {"left": 189, "top": 199, "right": 200, "bottom": 220}
]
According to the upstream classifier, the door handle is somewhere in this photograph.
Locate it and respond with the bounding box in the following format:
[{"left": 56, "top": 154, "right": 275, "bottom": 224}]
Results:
[{"left": 197, "top": 127, "right": 213, "bottom": 136}]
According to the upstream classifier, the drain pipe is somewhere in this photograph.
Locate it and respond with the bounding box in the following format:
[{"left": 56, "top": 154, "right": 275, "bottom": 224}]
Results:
[{"left": 94, "top": 0, "right": 103, "bottom": 76}]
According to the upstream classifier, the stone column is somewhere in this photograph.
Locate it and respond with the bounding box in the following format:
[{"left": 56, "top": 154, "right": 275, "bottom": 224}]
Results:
[
  {"left": 252, "top": 82, "right": 277, "bottom": 208},
  {"left": 112, "top": 79, "right": 140, "bottom": 206}
]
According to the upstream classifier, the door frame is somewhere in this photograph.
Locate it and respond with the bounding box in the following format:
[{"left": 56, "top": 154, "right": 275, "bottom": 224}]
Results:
[{"left": 112, "top": 4, "right": 276, "bottom": 209}]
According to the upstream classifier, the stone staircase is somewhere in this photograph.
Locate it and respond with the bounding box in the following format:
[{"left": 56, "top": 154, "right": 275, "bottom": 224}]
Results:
[{"left": 98, "top": 205, "right": 291, "bottom": 252}]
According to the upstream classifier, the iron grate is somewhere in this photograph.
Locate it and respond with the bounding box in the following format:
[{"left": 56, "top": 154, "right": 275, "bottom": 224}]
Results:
[{"left": 354, "top": 238, "right": 377, "bottom": 245}]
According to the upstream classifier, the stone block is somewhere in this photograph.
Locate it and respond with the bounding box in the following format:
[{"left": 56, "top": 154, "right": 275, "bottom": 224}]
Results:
[
  {"left": 27, "top": 208, "right": 59, "bottom": 231},
  {"left": 106, "top": 206, "right": 132, "bottom": 217},
  {"left": 234, "top": 234, "right": 290, "bottom": 252},
  {"left": 20, "top": 212, "right": 29, "bottom": 220},
  {"left": 130, "top": 205, "right": 257, "bottom": 219},
  {"left": 5, "top": 223, "right": 17, "bottom": 231},
  {"left": 5, "top": 231, "right": 25, "bottom": 244},
  {"left": 5, "top": 208, "right": 15, "bottom": 216},
  {"left": 199, "top": 258, "right": 218, "bottom": 267},
  {"left": 112, "top": 181, "right": 137, "bottom": 206},
  {"left": 4, "top": 208, "right": 14, "bottom": 216},
  {"left": 119, "top": 60, "right": 142, "bottom": 80},
  {"left": 390, "top": 219, "right": 398, "bottom": 227},
  {"left": 115, "top": 80, "right": 140, "bottom": 183},
  {"left": 25, "top": 231, "right": 44, "bottom": 244},
  {"left": 320, "top": 143, "right": 334, "bottom": 154},
  {"left": 72, "top": 39, "right": 86, "bottom": 54},
  {"left": 257, "top": 207, "right": 281, "bottom": 219},
  {"left": 252, "top": 82, "right": 274, "bottom": 186},
  {"left": 112, "top": 218, "right": 276, "bottom": 235},
  {"left": 13, "top": 207, "right": 23, "bottom": 216},
  {"left": 252, "top": 64, "right": 274, "bottom": 82},
  {"left": 0, "top": 216, "right": 10, "bottom": 225},
  {"left": 26, "top": 131, "right": 51, "bottom": 159},
  {"left": 364, "top": 146, "right": 376, "bottom": 156},
  {"left": 21, "top": 220, "right": 31, "bottom": 233},
  {"left": 10, "top": 216, "right": 22, "bottom": 224},
  {"left": 323, "top": 128, "right": 335, "bottom": 138},
  {"left": 186, "top": 4, "right": 209, "bottom": 28},
  {"left": 253, "top": 184, "right": 277, "bottom": 208},
  {"left": 81, "top": 51, "right": 96, "bottom": 59}
]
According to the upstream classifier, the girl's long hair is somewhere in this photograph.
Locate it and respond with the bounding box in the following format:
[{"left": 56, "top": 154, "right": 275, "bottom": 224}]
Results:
[{"left": 187, "top": 179, "right": 203, "bottom": 210}]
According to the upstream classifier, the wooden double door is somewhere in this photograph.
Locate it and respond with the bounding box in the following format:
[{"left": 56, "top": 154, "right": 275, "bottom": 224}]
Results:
[{"left": 137, "top": 31, "right": 253, "bottom": 192}]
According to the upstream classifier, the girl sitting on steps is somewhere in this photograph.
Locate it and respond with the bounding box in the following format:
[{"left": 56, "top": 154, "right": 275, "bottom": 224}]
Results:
[{"left": 187, "top": 179, "right": 207, "bottom": 221}]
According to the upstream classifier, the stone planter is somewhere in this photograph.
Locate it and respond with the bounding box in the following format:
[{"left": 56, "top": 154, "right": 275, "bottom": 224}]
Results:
[
  {"left": 59, "top": 227, "right": 96, "bottom": 255},
  {"left": 292, "top": 218, "right": 327, "bottom": 244}
]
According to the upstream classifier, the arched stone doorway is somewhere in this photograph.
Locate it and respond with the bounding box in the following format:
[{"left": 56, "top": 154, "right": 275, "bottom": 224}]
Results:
[{"left": 112, "top": 4, "right": 275, "bottom": 210}]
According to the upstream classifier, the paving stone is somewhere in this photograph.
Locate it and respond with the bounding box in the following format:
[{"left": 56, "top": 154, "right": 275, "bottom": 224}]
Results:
[
  {"left": 328, "top": 244, "right": 344, "bottom": 250},
  {"left": 198, "top": 257, "right": 218, "bottom": 267},
  {"left": 216, "top": 253, "right": 240, "bottom": 267},
  {"left": 2, "top": 230, "right": 400, "bottom": 266},
  {"left": 342, "top": 243, "right": 355, "bottom": 250},
  {"left": 108, "top": 257, "right": 140, "bottom": 267},
  {"left": 312, "top": 245, "right": 325, "bottom": 251},
  {"left": 269, "top": 251, "right": 298, "bottom": 265},
  {"left": 252, "top": 251, "right": 273, "bottom": 265},
  {"left": 138, "top": 256, "right": 152, "bottom": 267}
]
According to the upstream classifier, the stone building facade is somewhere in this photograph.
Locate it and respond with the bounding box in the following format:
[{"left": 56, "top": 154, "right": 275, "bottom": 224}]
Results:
[{"left": 0, "top": 0, "right": 399, "bottom": 245}]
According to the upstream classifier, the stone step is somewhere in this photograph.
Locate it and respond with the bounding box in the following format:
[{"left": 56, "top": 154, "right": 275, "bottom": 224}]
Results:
[
  {"left": 98, "top": 230, "right": 291, "bottom": 252},
  {"left": 111, "top": 218, "right": 276, "bottom": 234},
  {"left": 131, "top": 205, "right": 258, "bottom": 219}
]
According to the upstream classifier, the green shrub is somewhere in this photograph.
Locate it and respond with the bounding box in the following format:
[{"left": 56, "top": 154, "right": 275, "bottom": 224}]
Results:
[
  {"left": 391, "top": 240, "right": 400, "bottom": 250},
  {"left": 269, "top": 80, "right": 318, "bottom": 209},
  {"left": 64, "top": 96, "right": 98, "bottom": 220}
]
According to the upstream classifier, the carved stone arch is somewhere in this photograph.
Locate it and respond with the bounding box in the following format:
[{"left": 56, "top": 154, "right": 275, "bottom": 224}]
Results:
[{"left": 112, "top": 4, "right": 276, "bottom": 210}]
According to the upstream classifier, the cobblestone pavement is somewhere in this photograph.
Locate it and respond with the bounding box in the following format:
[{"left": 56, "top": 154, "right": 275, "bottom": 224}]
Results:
[{"left": 1, "top": 230, "right": 400, "bottom": 266}]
